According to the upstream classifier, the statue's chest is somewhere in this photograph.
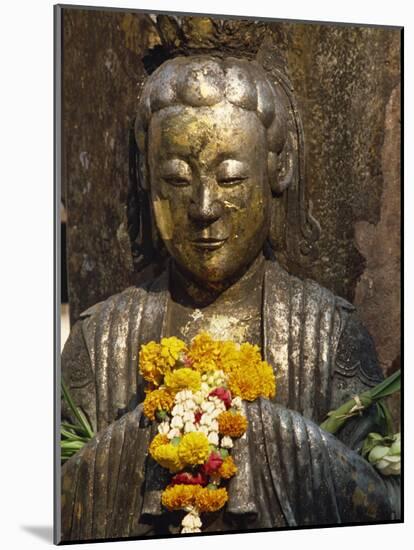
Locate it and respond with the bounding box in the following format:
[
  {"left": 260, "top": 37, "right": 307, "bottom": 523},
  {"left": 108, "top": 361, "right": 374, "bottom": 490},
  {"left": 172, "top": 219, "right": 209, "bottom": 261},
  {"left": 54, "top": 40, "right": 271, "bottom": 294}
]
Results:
[{"left": 165, "top": 299, "right": 262, "bottom": 346}]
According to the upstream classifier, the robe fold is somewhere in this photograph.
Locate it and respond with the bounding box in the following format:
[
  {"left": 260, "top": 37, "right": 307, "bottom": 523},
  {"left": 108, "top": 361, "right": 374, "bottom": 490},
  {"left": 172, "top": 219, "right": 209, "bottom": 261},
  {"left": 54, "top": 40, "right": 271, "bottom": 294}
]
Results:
[{"left": 60, "top": 259, "right": 400, "bottom": 542}]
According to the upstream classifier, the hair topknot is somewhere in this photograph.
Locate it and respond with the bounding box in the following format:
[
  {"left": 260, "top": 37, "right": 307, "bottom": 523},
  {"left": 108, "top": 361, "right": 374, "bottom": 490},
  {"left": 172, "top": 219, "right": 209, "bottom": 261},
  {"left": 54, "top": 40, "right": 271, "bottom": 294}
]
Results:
[{"left": 135, "top": 55, "right": 287, "bottom": 155}]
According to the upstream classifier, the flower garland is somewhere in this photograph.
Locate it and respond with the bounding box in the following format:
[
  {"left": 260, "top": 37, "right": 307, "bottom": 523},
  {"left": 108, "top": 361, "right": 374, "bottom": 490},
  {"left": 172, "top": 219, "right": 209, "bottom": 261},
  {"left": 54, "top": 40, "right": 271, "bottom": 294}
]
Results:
[{"left": 139, "top": 333, "right": 276, "bottom": 533}]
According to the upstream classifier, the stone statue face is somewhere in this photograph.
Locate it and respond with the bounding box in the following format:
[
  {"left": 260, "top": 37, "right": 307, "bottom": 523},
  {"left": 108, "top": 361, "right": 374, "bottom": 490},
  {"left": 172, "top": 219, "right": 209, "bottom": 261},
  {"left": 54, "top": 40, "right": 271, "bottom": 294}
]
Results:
[{"left": 147, "top": 100, "right": 272, "bottom": 285}]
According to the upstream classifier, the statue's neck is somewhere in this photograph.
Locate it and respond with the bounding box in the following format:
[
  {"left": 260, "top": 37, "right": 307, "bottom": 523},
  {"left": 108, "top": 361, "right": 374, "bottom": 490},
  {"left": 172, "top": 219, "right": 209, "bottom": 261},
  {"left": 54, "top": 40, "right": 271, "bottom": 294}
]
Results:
[{"left": 169, "top": 253, "right": 266, "bottom": 309}]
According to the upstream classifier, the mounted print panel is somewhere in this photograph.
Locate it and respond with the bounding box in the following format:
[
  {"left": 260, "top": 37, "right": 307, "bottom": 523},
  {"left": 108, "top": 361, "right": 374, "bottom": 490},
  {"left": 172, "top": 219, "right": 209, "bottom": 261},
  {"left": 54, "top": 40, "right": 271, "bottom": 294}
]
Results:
[{"left": 55, "top": 4, "right": 402, "bottom": 544}]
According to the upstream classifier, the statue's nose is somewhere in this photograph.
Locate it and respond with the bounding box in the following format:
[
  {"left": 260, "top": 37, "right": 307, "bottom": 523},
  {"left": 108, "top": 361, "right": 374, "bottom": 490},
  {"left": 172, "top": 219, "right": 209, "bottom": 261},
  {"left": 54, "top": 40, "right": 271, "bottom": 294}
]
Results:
[{"left": 188, "top": 180, "right": 224, "bottom": 223}]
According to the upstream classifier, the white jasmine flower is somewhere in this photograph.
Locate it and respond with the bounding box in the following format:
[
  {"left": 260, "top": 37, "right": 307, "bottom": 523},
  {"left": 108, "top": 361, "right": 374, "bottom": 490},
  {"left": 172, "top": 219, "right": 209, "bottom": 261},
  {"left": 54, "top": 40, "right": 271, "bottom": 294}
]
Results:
[
  {"left": 221, "top": 436, "right": 233, "bottom": 448},
  {"left": 172, "top": 404, "right": 184, "bottom": 416},
  {"left": 197, "top": 425, "right": 209, "bottom": 436},
  {"left": 184, "top": 421, "right": 196, "bottom": 433},
  {"left": 200, "top": 413, "right": 212, "bottom": 426},
  {"left": 193, "top": 391, "right": 204, "bottom": 405},
  {"left": 232, "top": 396, "right": 243, "bottom": 410},
  {"left": 201, "top": 374, "right": 208, "bottom": 382},
  {"left": 201, "top": 401, "right": 215, "bottom": 414},
  {"left": 171, "top": 415, "right": 184, "bottom": 429},
  {"left": 158, "top": 421, "right": 170, "bottom": 435},
  {"left": 182, "top": 511, "right": 202, "bottom": 529},
  {"left": 184, "top": 399, "right": 196, "bottom": 411},
  {"left": 183, "top": 411, "right": 195, "bottom": 423},
  {"left": 209, "top": 397, "right": 225, "bottom": 411},
  {"left": 208, "top": 432, "right": 219, "bottom": 445},
  {"left": 177, "top": 390, "right": 193, "bottom": 403},
  {"left": 209, "top": 419, "right": 219, "bottom": 432},
  {"left": 201, "top": 382, "right": 210, "bottom": 394}
]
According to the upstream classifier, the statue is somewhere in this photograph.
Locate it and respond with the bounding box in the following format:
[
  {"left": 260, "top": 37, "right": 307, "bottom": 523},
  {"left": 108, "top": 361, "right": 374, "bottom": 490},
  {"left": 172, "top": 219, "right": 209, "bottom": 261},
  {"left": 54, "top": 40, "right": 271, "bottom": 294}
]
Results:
[{"left": 60, "top": 22, "right": 400, "bottom": 542}]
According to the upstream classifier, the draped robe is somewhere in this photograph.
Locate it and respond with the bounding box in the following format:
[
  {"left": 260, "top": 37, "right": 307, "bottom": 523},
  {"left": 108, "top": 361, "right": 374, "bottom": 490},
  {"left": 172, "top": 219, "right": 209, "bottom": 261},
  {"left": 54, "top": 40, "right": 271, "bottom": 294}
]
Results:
[{"left": 60, "top": 259, "right": 400, "bottom": 542}]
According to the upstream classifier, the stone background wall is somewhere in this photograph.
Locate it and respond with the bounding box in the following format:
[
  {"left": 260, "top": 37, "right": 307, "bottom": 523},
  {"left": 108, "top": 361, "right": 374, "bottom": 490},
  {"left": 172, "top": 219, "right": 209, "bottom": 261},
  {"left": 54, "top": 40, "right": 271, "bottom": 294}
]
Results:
[{"left": 61, "top": 8, "right": 401, "bottom": 399}]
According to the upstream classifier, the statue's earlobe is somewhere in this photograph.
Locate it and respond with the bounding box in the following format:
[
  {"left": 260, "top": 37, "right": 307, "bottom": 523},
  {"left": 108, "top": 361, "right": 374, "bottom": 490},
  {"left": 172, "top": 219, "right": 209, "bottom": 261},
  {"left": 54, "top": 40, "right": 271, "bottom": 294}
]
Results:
[{"left": 268, "top": 140, "right": 294, "bottom": 195}]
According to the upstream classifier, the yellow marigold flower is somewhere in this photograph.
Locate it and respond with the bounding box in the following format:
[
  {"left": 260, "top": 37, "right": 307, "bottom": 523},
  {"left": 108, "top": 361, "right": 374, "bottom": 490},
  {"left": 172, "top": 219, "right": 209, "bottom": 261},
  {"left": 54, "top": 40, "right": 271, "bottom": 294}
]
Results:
[
  {"left": 218, "top": 411, "right": 247, "bottom": 438},
  {"left": 217, "top": 340, "right": 240, "bottom": 374},
  {"left": 227, "top": 358, "right": 275, "bottom": 401},
  {"left": 143, "top": 389, "right": 174, "bottom": 420},
  {"left": 149, "top": 434, "right": 169, "bottom": 458},
  {"left": 139, "top": 341, "right": 165, "bottom": 386},
  {"left": 178, "top": 432, "right": 210, "bottom": 466},
  {"left": 187, "top": 333, "right": 221, "bottom": 373},
  {"left": 239, "top": 342, "right": 262, "bottom": 366},
  {"left": 161, "top": 484, "right": 202, "bottom": 511},
  {"left": 195, "top": 487, "right": 228, "bottom": 512},
  {"left": 218, "top": 456, "right": 238, "bottom": 479},
  {"left": 152, "top": 443, "right": 184, "bottom": 473},
  {"left": 165, "top": 368, "right": 201, "bottom": 392},
  {"left": 256, "top": 361, "right": 276, "bottom": 399},
  {"left": 160, "top": 337, "right": 187, "bottom": 367}
]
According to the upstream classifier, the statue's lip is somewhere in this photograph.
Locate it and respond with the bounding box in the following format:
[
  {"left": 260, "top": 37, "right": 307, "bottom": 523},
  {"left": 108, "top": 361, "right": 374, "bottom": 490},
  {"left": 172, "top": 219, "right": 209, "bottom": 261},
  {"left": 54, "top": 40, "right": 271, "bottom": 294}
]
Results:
[{"left": 191, "top": 237, "right": 228, "bottom": 250}]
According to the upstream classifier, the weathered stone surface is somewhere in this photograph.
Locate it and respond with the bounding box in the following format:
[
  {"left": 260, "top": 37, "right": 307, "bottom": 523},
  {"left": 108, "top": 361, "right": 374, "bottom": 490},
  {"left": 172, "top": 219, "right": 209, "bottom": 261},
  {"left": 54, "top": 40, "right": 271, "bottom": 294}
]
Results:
[
  {"left": 62, "top": 9, "right": 401, "bottom": 386},
  {"left": 62, "top": 8, "right": 160, "bottom": 325}
]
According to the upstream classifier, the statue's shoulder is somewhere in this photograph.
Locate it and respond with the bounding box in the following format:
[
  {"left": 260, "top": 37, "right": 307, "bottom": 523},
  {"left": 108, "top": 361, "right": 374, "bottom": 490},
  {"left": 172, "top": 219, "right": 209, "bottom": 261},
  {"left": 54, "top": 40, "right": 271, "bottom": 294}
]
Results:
[
  {"left": 79, "top": 284, "right": 148, "bottom": 321},
  {"left": 266, "top": 259, "right": 382, "bottom": 388},
  {"left": 266, "top": 258, "right": 355, "bottom": 313}
]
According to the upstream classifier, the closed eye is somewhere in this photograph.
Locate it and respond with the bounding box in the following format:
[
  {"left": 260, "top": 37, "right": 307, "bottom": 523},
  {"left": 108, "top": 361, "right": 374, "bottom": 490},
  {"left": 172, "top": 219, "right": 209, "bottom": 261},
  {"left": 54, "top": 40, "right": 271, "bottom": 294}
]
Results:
[
  {"left": 162, "top": 176, "right": 191, "bottom": 187},
  {"left": 217, "top": 176, "right": 249, "bottom": 187}
]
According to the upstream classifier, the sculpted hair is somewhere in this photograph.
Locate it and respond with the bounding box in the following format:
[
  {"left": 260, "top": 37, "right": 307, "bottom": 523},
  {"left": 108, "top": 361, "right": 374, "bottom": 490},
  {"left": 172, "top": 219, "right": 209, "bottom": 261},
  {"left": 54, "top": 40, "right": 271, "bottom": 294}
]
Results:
[{"left": 134, "top": 56, "right": 290, "bottom": 194}]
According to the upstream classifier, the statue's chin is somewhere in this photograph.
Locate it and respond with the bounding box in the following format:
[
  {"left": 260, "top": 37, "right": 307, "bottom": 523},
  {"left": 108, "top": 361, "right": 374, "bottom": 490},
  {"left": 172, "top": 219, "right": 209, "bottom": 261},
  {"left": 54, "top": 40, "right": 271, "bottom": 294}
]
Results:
[{"left": 172, "top": 255, "right": 263, "bottom": 293}]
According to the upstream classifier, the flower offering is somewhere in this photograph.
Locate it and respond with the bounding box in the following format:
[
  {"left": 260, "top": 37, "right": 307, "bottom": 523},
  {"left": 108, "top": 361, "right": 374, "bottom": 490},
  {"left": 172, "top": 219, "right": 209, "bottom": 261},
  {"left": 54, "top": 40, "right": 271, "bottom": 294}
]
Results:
[{"left": 139, "top": 333, "right": 276, "bottom": 533}]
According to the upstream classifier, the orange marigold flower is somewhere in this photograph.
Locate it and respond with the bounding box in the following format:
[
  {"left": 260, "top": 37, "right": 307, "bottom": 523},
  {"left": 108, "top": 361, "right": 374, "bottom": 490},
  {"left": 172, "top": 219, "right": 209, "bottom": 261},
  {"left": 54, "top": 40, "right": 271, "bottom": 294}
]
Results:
[
  {"left": 143, "top": 389, "right": 174, "bottom": 420},
  {"left": 195, "top": 487, "right": 228, "bottom": 513},
  {"left": 161, "top": 484, "right": 202, "bottom": 511},
  {"left": 149, "top": 434, "right": 169, "bottom": 458},
  {"left": 139, "top": 341, "right": 166, "bottom": 387},
  {"left": 218, "top": 456, "right": 238, "bottom": 479},
  {"left": 218, "top": 411, "right": 247, "bottom": 438},
  {"left": 187, "top": 333, "right": 221, "bottom": 373},
  {"left": 228, "top": 358, "right": 276, "bottom": 401}
]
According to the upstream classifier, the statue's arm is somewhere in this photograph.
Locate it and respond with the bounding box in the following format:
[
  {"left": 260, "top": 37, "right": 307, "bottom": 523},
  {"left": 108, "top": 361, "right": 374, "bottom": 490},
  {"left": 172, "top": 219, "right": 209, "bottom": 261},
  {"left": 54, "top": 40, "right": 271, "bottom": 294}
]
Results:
[
  {"left": 61, "top": 318, "right": 97, "bottom": 433},
  {"left": 263, "top": 310, "right": 400, "bottom": 524}
]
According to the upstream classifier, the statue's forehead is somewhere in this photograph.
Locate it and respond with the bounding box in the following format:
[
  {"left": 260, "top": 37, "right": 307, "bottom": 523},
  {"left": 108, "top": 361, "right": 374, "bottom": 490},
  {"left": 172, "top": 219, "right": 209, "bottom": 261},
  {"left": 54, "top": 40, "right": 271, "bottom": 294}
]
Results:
[{"left": 148, "top": 102, "right": 264, "bottom": 158}]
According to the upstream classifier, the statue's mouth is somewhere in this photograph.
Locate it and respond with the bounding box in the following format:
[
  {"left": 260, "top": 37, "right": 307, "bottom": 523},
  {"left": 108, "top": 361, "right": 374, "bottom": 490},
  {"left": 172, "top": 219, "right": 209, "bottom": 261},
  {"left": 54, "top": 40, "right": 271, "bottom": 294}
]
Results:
[{"left": 191, "top": 237, "right": 228, "bottom": 251}]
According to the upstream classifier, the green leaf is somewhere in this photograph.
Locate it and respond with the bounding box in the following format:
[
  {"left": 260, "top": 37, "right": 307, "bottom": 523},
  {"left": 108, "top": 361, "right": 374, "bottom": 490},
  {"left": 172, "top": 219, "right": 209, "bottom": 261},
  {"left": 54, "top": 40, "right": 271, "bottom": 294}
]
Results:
[
  {"left": 376, "top": 401, "right": 394, "bottom": 436},
  {"left": 370, "top": 370, "right": 401, "bottom": 399},
  {"left": 61, "top": 380, "right": 94, "bottom": 439},
  {"left": 60, "top": 427, "right": 89, "bottom": 442},
  {"left": 320, "top": 370, "right": 401, "bottom": 435},
  {"left": 156, "top": 410, "right": 168, "bottom": 422},
  {"left": 60, "top": 440, "right": 85, "bottom": 451}
]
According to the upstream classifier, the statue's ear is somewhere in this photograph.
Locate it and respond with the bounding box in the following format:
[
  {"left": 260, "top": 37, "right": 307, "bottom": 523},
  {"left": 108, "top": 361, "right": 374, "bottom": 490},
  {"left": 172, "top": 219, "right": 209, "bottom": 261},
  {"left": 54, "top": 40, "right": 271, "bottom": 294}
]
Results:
[{"left": 267, "top": 134, "right": 295, "bottom": 195}]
